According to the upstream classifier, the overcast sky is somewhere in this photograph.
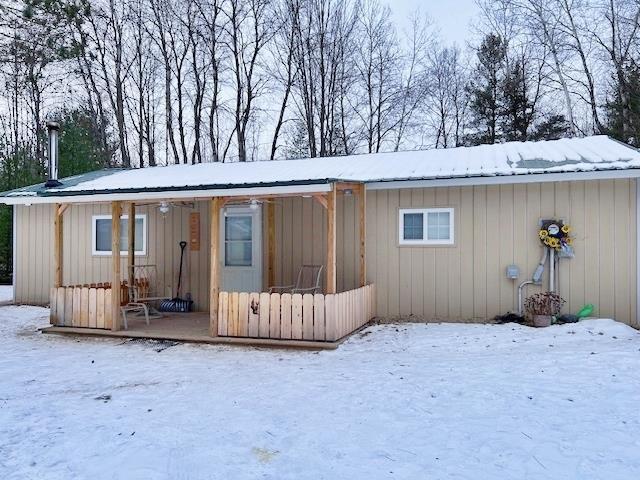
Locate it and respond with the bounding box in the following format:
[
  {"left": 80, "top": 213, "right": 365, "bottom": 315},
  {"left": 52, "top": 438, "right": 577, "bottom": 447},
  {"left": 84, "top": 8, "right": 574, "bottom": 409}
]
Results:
[{"left": 391, "top": 0, "right": 480, "bottom": 46}]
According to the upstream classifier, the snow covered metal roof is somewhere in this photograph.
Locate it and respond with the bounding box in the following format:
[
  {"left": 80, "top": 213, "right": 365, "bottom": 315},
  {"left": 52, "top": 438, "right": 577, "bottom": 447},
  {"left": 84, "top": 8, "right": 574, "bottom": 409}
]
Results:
[{"left": 2, "top": 135, "right": 640, "bottom": 204}]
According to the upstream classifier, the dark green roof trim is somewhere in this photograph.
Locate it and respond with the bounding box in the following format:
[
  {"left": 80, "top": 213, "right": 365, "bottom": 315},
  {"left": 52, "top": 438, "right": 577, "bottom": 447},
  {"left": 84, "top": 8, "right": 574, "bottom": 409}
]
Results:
[
  {"left": 8, "top": 177, "right": 338, "bottom": 198},
  {"left": 0, "top": 168, "right": 127, "bottom": 197}
]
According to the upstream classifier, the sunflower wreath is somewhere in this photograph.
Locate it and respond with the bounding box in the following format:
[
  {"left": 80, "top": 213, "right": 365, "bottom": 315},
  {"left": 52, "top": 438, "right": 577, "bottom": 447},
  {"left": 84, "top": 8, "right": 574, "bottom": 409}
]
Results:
[{"left": 538, "top": 220, "right": 573, "bottom": 251}]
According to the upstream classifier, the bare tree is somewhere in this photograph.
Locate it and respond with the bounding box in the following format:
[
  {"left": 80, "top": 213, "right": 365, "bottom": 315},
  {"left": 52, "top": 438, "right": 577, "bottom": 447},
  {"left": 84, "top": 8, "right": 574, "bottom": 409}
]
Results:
[
  {"left": 556, "top": 0, "right": 604, "bottom": 132},
  {"left": 592, "top": 0, "right": 640, "bottom": 138},
  {"left": 354, "top": 0, "right": 400, "bottom": 153},
  {"left": 512, "top": 0, "right": 578, "bottom": 135},
  {"left": 393, "top": 14, "right": 433, "bottom": 150},
  {"left": 85, "top": 0, "right": 134, "bottom": 167},
  {"left": 268, "top": 0, "right": 299, "bottom": 160},
  {"left": 224, "top": 0, "right": 274, "bottom": 161}
]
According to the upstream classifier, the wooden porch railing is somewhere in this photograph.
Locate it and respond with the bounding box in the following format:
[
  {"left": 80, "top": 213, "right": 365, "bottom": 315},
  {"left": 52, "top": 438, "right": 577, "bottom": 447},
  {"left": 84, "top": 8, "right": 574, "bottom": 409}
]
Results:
[
  {"left": 218, "top": 284, "right": 376, "bottom": 342},
  {"left": 49, "top": 284, "right": 125, "bottom": 329}
]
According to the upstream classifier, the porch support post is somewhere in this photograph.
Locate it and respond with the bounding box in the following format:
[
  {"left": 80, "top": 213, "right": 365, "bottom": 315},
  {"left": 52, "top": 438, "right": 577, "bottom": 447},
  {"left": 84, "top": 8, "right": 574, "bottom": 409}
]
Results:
[
  {"left": 111, "top": 201, "right": 122, "bottom": 331},
  {"left": 210, "top": 197, "right": 223, "bottom": 336},
  {"left": 53, "top": 203, "right": 64, "bottom": 288},
  {"left": 358, "top": 184, "right": 366, "bottom": 287},
  {"left": 326, "top": 184, "right": 337, "bottom": 294},
  {"left": 127, "top": 202, "right": 135, "bottom": 295},
  {"left": 267, "top": 201, "right": 276, "bottom": 288}
]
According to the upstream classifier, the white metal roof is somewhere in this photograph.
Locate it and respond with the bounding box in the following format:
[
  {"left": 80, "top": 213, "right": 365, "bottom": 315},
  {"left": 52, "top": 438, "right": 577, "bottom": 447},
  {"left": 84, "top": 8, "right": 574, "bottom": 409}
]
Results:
[{"left": 3, "top": 135, "right": 640, "bottom": 204}]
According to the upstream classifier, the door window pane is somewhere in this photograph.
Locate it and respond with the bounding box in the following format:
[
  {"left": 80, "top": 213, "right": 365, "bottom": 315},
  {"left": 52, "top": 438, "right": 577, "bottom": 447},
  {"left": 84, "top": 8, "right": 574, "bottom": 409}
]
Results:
[{"left": 225, "top": 216, "right": 252, "bottom": 266}]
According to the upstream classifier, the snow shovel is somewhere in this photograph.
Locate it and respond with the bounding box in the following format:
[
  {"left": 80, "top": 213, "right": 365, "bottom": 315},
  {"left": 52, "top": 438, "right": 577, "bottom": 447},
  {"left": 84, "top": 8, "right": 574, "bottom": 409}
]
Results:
[{"left": 159, "top": 241, "right": 193, "bottom": 313}]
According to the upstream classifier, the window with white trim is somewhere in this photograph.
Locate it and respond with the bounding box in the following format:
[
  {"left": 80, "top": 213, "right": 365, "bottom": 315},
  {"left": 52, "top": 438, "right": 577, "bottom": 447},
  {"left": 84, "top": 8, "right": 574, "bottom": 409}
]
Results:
[
  {"left": 399, "top": 208, "right": 454, "bottom": 245},
  {"left": 92, "top": 214, "right": 147, "bottom": 256}
]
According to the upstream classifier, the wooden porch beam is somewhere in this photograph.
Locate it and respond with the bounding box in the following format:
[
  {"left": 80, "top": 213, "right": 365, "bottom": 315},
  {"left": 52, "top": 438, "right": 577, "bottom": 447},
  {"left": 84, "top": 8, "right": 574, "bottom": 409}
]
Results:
[
  {"left": 210, "top": 197, "right": 224, "bottom": 337},
  {"left": 326, "top": 184, "right": 337, "bottom": 294},
  {"left": 53, "top": 203, "right": 64, "bottom": 288},
  {"left": 358, "top": 184, "right": 366, "bottom": 287},
  {"left": 335, "top": 182, "right": 361, "bottom": 192},
  {"left": 57, "top": 203, "right": 69, "bottom": 216},
  {"left": 127, "top": 202, "right": 135, "bottom": 295},
  {"left": 312, "top": 194, "right": 328, "bottom": 210},
  {"left": 267, "top": 201, "right": 276, "bottom": 288},
  {"left": 111, "top": 201, "right": 122, "bottom": 331}
]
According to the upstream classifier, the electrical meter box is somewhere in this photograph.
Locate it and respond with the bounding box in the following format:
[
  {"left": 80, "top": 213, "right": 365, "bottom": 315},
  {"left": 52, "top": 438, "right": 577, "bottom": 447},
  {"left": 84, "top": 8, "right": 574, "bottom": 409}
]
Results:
[{"left": 506, "top": 264, "right": 520, "bottom": 279}]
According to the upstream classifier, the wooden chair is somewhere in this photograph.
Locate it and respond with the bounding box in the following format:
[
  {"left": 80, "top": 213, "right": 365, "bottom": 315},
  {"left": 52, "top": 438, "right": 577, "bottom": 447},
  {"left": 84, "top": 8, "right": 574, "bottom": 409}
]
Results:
[
  {"left": 121, "top": 265, "right": 171, "bottom": 329},
  {"left": 269, "top": 265, "right": 324, "bottom": 295}
]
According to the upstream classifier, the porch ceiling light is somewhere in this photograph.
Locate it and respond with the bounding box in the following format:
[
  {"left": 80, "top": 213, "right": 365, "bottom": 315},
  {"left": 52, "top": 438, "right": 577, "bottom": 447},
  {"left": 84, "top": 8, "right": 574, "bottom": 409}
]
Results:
[
  {"left": 249, "top": 199, "right": 260, "bottom": 211},
  {"left": 159, "top": 201, "right": 170, "bottom": 216}
]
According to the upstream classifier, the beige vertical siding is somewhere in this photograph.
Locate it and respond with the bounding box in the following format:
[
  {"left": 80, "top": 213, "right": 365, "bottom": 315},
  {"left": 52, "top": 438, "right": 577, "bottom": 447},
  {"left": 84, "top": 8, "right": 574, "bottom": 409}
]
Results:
[
  {"left": 367, "top": 179, "right": 638, "bottom": 326},
  {"left": 15, "top": 195, "right": 361, "bottom": 311},
  {"left": 13, "top": 178, "right": 639, "bottom": 326},
  {"left": 266, "top": 195, "right": 360, "bottom": 293},
  {"left": 16, "top": 201, "right": 212, "bottom": 311}
]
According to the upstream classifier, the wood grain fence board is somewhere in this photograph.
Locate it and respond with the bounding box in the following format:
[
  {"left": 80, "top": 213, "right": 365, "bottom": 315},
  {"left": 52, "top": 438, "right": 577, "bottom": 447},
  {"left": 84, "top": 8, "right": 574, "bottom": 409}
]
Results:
[
  {"left": 291, "top": 293, "right": 303, "bottom": 339},
  {"left": 280, "top": 293, "right": 292, "bottom": 339},
  {"left": 324, "top": 294, "right": 336, "bottom": 341},
  {"left": 238, "top": 292, "right": 249, "bottom": 337},
  {"left": 349, "top": 290, "right": 354, "bottom": 332},
  {"left": 50, "top": 288, "right": 58, "bottom": 325},
  {"left": 213, "top": 285, "right": 375, "bottom": 342},
  {"left": 313, "top": 294, "right": 325, "bottom": 341},
  {"left": 248, "top": 293, "right": 260, "bottom": 337},
  {"left": 302, "top": 294, "right": 314, "bottom": 340},
  {"left": 258, "top": 292, "right": 271, "bottom": 338},
  {"left": 80, "top": 287, "right": 89, "bottom": 328},
  {"left": 72, "top": 287, "right": 81, "bottom": 327},
  {"left": 96, "top": 288, "right": 105, "bottom": 329},
  {"left": 218, "top": 292, "right": 229, "bottom": 336},
  {"left": 104, "top": 288, "right": 113, "bottom": 330},
  {"left": 335, "top": 293, "right": 343, "bottom": 338},
  {"left": 64, "top": 287, "right": 73, "bottom": 327},
  {"left": 88, "top": 288, "right": 97, "bottom": 328},
  {"left": 58, "top": 287, "right": 68, "bottom": 325},
  {"left": 229, "top": 292, "right": 239, "bottom": 337},
  {"left": 269, "top": 293, "right": 281, "bottom": 338},
  {"left": 365, "top": 285, "right": 370, "bottom": 322}
]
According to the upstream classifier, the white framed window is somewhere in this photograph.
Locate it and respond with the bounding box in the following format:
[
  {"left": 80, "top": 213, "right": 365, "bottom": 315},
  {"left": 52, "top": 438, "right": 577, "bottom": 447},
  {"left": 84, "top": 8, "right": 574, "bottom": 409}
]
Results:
[
  {"left": 399, "top": 208, "right": 454, "bottom": 245},
  {"left": 92, "top": 214, "right": 147, "bottom": 256}
]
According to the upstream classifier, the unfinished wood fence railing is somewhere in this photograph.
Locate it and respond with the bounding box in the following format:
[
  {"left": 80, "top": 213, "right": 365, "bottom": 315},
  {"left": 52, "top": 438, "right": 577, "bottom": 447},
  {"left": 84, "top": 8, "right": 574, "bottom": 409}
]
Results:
[
  {"left": 49, "top": 284, "right": 118, "bottom": 329},
  {"left": 218, "top": 284, "right": 376, "bottom": 342}
]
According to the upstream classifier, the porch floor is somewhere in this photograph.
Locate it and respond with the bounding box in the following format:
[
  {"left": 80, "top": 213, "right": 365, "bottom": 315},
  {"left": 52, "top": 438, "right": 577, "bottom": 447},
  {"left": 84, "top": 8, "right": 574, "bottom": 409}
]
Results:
[{"left": 42, "top": 312, "right": 340, "bottom": 349}]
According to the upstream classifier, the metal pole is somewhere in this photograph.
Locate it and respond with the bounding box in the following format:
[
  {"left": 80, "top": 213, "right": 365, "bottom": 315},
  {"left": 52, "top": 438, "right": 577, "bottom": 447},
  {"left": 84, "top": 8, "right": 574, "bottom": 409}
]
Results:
[{"left": 549, "top": 248, "right": 555, "bottom": 293}]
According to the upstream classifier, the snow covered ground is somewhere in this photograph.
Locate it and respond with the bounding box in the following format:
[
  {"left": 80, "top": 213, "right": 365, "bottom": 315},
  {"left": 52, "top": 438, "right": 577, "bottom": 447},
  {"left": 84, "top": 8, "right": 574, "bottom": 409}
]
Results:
[
  {"left": 0, "top": 285, "right": 13, "bottom": 303},
  {"left": 1, "top": 306, "right": 639, "bottom": 480}
]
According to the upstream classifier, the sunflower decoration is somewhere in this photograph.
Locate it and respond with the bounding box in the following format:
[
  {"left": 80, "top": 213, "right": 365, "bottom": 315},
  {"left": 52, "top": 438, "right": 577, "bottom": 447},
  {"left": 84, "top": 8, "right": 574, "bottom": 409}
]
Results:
[{"left": 539, "top": 219, "right": 574, "bottom": 252}]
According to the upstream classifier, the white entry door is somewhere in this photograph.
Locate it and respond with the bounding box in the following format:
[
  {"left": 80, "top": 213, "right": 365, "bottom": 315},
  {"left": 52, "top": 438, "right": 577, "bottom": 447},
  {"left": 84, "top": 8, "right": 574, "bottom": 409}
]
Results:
[{"left": 221, "top": 205, "right": 262, "bottom": 292}]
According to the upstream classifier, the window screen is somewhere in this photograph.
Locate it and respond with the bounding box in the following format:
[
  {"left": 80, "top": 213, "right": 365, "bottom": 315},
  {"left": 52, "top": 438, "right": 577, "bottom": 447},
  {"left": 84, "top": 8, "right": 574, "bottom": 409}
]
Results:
[{"left": 426, "top": 211, "right": 451, "bottom": 240}]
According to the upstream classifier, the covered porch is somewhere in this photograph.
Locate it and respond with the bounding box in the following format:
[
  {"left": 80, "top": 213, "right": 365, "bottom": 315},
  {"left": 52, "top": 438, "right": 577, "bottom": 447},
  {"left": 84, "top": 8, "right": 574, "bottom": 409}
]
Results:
[{"left": 45, "top": 182, "right": 376, "bottom": 347}]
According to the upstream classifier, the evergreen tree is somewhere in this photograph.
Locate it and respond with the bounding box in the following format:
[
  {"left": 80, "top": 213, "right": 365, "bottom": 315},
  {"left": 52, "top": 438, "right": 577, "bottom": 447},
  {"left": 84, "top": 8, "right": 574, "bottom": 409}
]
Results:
[
  {"left": 606, "top": 64, "right": 640, "bottom": 146},
  {"left": 284, "top": 121, "right": 310, "bottom": 159},
  {"left": 530, "top": 115, "right": 571, "bottom": 141},
  {"left": 53, "top": 108, "right": 115, "bottom": 176},
  {"left": 0, "top": 107, "right": 112, "bottom": 284},
  {"left": 466, "top": 33, "right": 507, "bottom": 145},
  {"left": 501, "top": 59, "right": 535, "bottom": 141}
]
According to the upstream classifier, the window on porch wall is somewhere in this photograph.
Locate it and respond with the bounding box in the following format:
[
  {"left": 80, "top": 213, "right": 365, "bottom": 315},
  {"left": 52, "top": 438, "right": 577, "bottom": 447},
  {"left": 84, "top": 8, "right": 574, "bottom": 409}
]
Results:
[{"left": 92, "top": 215, "right": 147, "bottom": 255}]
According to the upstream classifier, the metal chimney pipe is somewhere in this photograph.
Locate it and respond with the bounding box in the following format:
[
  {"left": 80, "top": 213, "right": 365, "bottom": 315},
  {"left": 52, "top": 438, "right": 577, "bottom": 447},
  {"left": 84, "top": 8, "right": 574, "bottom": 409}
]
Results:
[{"left": 45, "top": 121, "right": 62, "bottom": 188}]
